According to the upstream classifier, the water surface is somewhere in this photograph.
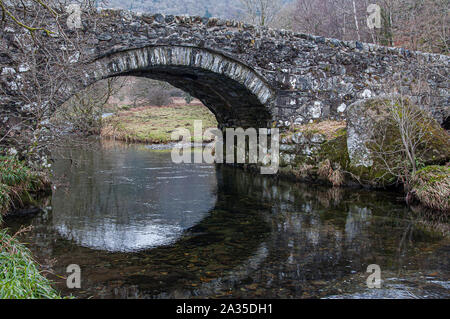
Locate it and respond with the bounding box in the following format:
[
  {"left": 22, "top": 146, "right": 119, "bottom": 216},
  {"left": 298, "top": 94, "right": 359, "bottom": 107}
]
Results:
[{"left": 5, "top": 141, "right": 450, "bottom": 299}]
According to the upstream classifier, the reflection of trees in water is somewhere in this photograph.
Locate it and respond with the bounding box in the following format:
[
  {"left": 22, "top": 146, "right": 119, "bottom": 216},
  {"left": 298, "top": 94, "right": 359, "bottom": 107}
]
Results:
[
  {"left": 213, "top": 167, "right": 446, "bottom": 298},
  {"left": 105, "top": 167, "right": 437, "bottom": 298},
  {"left": 136, "top": 168, "right": 377, "bottom": 297}
]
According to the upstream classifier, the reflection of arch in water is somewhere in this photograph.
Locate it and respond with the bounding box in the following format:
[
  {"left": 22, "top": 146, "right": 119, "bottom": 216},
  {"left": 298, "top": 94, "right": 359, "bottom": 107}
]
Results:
[
  {"left": 120, "top": 192, "right": 272, "bottom": 298},
  {"left": 51, "top": 145, "right": 219, "bottom": 252},
  {"left": 48, "top": 155, "right": 436, "bottom": 298}
]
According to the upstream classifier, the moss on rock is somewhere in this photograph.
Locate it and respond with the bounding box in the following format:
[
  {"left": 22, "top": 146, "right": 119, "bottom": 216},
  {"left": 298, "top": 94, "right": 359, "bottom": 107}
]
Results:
[
  {"left": 285, "top": 96, "right": 449, "bottom": 189},
  {"left": 345, "top": 96, "right": 450, "bottom": 186}
]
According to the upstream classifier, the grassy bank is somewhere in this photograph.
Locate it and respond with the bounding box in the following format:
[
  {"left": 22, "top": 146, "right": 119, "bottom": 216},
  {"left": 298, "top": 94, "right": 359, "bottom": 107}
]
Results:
[
  {"left": 0, "top": 156, "right": 60, "bottom": 298},
  {"left": 411, "top": 166, "right": 450, "bottom": 212},
  {"left": 0, "top": 156, "right": 50, "bottom": 215},
  {"left": 101, "top": 103, "right": 218, "bottom": 144}
]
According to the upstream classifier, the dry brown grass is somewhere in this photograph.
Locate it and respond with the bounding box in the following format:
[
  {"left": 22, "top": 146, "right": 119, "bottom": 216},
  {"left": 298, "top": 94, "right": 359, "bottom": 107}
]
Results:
[
  {"left": 411, "top": 166, "right": 450, "bottom": 212},
  {"left": 329, "top": 169, "right": 345, "bottom": 187},
  {"left": 317, "top": 159, "right": 345, "bottom": 187},
  {"left": 293, "top": 120, "right": 346, "bottom": 139},
  {"left": 318, "top": 159, "right": 333, "bottom": 179},
  {"left": 293, "top": 164, "right": 314, "bottom": 179}
]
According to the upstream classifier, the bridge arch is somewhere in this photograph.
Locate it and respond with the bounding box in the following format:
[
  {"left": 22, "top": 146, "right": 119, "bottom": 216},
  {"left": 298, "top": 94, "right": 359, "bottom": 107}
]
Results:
[{"left": 86, "top": 46, "right": 275, "bottom": 128}]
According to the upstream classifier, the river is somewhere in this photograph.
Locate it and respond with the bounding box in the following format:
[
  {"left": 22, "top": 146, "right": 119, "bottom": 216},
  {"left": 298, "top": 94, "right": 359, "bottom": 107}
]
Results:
[{"left": 4, "top": 140, "right": 450, "bottom": 298}]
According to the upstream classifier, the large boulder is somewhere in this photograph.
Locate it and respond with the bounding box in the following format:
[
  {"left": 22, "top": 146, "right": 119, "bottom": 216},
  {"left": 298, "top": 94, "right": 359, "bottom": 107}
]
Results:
[{"left": 346, "top": 96, "right": 450, "bottom": 169}]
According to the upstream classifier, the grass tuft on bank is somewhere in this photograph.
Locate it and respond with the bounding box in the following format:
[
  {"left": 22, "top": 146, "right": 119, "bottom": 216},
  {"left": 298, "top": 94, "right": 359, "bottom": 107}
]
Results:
[
  {"left": 0, "top": 156, "right": 50, "bottom": 215},
  {"left": 0, "top": 228, "right": 62, "bottom": 299},
  {"left": 411, "top": 165, "right": 450, "bottom": 212}
]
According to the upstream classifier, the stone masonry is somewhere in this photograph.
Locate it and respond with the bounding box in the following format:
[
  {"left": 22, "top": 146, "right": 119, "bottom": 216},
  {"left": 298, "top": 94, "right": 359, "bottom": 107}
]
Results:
[{"left": 1, "top": 9, "right": 449, "bottom": 132}]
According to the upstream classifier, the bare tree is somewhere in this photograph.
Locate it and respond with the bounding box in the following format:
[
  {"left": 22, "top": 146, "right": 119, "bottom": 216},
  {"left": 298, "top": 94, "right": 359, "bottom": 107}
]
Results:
[
  {"left": 128, "top": 78, "right": 174, "bottom": 107},
  {"left": 239, "top": 0, "right": 284, "bottom": 26},
  {"left": 0, "top": 1, "right": 108, "bottom": 166},
  {"left": 369, "top": 94, "right": 448, "bottom": 191},
  {"left": 284, "top": 0, "right": 373, "bottom": 41},
  {"left": 390, "top": 0, "right": 449, "bottom": 53},
  {"left": 352, "top": 0, "right": 361, "bottom": 41},
  {"left": 52, "top": 78, "right": 125, "bottom": 136},
  {"left": 276, "top": 0, "right": 448, "bottom": 53}
]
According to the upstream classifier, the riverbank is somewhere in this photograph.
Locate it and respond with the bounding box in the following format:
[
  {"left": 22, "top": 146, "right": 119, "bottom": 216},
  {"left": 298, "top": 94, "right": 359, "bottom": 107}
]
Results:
[
  {"left": 269, "top": 97, "right": 450, "bottom": 214},
  {"left": 410, "top": 166, "right": 450, "bottom": 212},
  {"left": 0, "top": 156, "right": 59, "bottom": 299},
  {"left": 101, "top": 103, "right": 218, "bottom": 144},
  {"left": 0, "top": 156, "right": 51, "bottom": 216},
  {"left": 272, "top": 120, "right": 449, "bottom": 214}
]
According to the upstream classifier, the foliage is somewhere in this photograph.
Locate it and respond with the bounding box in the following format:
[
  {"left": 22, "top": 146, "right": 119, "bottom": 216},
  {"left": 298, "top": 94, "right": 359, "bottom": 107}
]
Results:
[
  {"left": 52, "top": 78, "right": 123, "bottom": 137},
  {"left": 368, "top": 97, "right": 450, "bottom": 190},
  {"left": 120, "top": 78, "right": 177, "bottom": 108},
  {"left": 276, "top": 0, "right": 448, "bottom": 54},
  {"left": 184, "top": 93, "right": 194, "bottom": 105},
  {"left": 239, "top": 0, "right": 284, "bottom": 26},
  {"left": 0, "top": 156, "right": 58, "bottom": 299},
  {"left": 0, "top": 0, "right": 56, "bottom": 36},
  {"left": 0, "top": 228, "right": 62, "bottom": 299},
  {"left": 0, "top": 1, "right": 111, "bottom": 167},
  {"left": 107, "top": 0, "right": 244, "bottom": 20},
  {"left": 146, "top": 87, "right": 172, "bottom": 107},
  {"left": 0, "top": 184, "right": 11, "bottom": 215},
  {"left": 0, "top": 156, "right": 33, "bottom": 187},
  {"left": 0, "top": 156, "right": 49, "bottom": 215}
]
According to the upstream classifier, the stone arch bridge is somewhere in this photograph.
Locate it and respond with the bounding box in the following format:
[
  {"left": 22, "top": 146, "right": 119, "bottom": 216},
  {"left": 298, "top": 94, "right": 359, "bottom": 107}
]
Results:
[{"left": 1, "top": 9, "right": 449, "bottom": 133}]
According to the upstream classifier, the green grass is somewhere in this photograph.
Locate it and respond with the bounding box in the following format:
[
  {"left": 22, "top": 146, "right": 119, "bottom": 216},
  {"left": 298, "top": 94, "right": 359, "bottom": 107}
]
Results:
[
  {"left": 0, "top": 156, "right": 32, "bottom": 186},
  {"left": 0, "top": 183, "right": 12, "bottom": 215},
  {"left": 0, "top": 228, "right": 62, "bottom": 299},
  {"left": 0, "top": 156, "right": 49, "bottom": 215},
  {"left": 101, "top": 104, "right": 218, "bottom": 144},
  {"left": 0, "top": 157, "right": 59, "bottom": 298}
]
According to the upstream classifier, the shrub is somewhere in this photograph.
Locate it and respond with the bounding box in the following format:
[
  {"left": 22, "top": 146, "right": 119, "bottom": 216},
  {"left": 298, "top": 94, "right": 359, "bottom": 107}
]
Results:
[
  {"left": 318, "top": 159, "right": 332, "bottom": 180},
  {"left": 168, "top": 88, "right": 184, "bottom": 97},
  {"left": 184, "top": 93, "right": 194, "bottom": 105},
  {"left": 329, "top": 169, "right": 345, "bottom": 187},
  {"left": 0, "top": 156, "right": 31, "bottom": 187},
  {"left": 0, "top": 184, "right": 11, "bottom": 215},
  {"left": 0, "top": 156, "right": 49, "bottom": 215},
  {"left": 147, "top": 87, "right": 172, "bottom": 106}
]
